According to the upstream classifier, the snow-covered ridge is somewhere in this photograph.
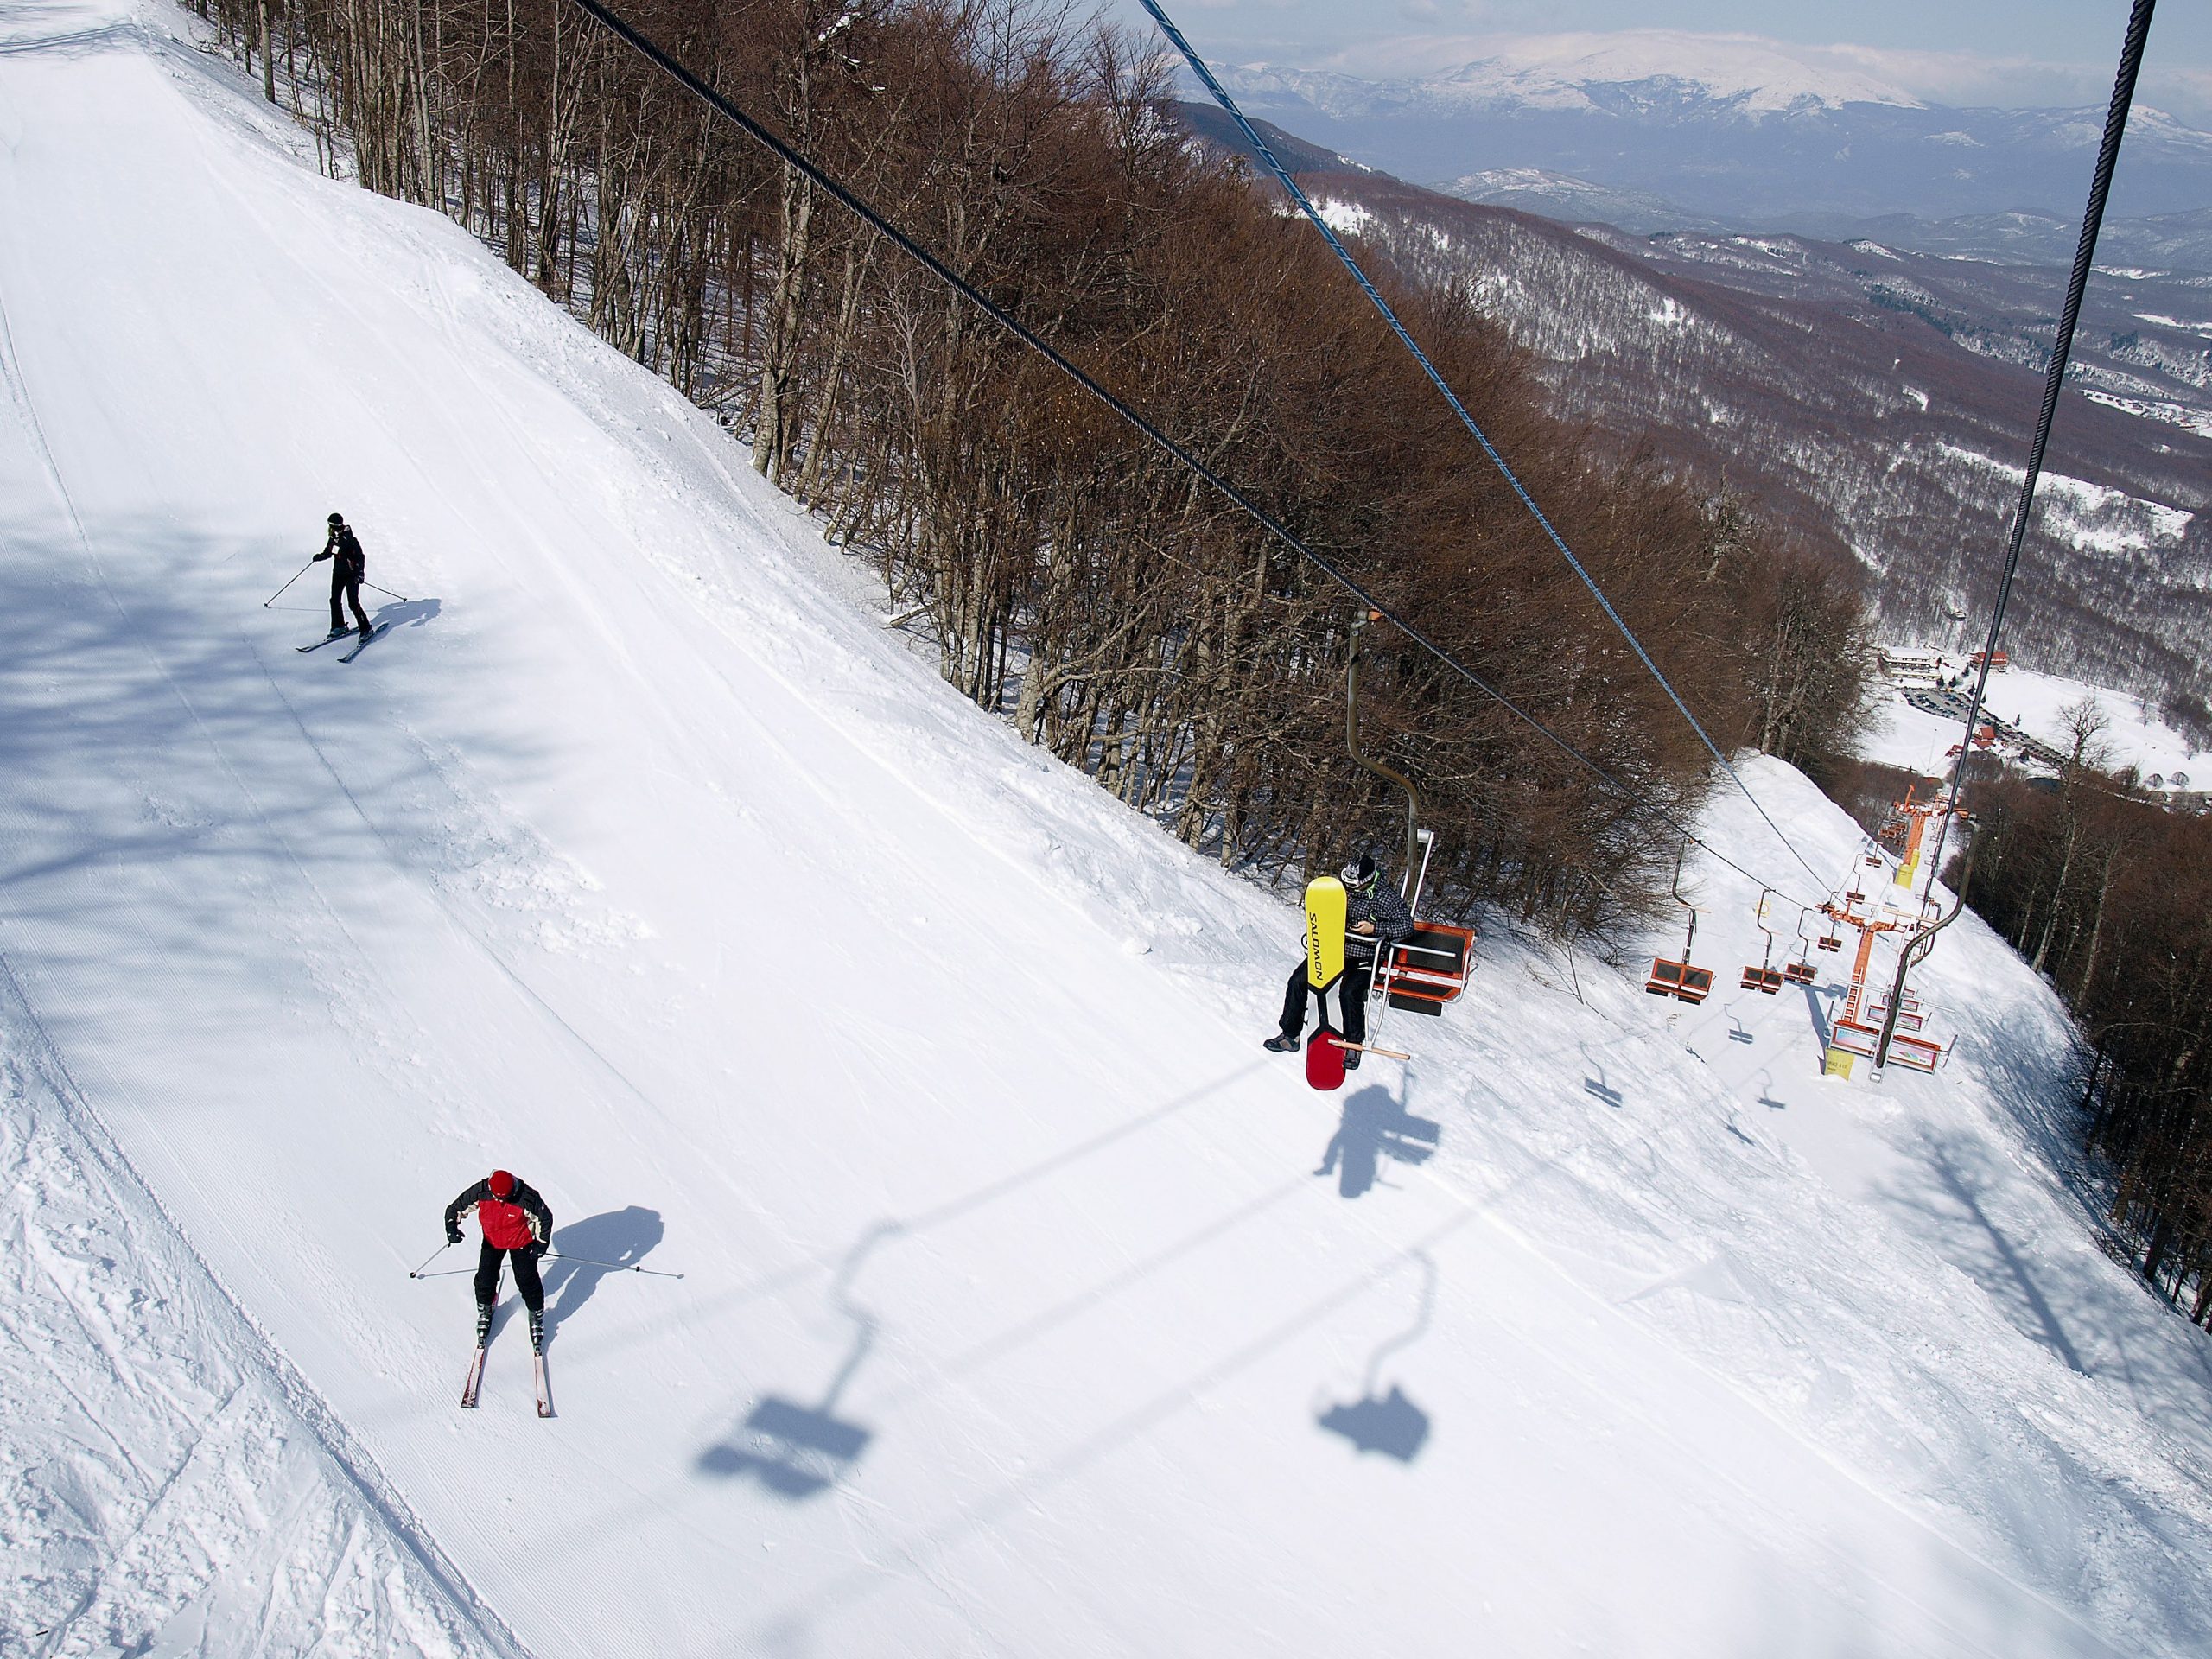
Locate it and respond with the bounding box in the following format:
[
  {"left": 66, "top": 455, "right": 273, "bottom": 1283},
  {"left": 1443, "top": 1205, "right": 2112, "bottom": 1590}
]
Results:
[
  {"left": 1401, "top": 29, "right": 1925, "bottom": 114},
  {"left": 1936, "top": 441, "right": 2196, "bottom": 553}
]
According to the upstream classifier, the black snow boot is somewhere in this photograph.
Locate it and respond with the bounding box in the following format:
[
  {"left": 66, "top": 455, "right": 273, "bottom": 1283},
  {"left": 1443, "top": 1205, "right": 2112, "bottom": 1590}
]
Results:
[
  {"left": 1262, "top": 1033, "right": 1300, "bottom": 1053},
  {"left": 474, "top": 1302, "right": 493, "bottom": 1344},
  {"left": 528, "top": 1309, "right": 545, "bottom": 1353},
  {"left": 1343, "top": 1051, "right": 1363, "bottom": 1071}
]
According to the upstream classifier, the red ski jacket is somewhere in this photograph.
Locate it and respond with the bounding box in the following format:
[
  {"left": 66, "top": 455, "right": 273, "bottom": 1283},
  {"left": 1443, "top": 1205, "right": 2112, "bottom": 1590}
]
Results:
[{"left": 444, "top": 1177, "right": 552, "bottom": 1252}]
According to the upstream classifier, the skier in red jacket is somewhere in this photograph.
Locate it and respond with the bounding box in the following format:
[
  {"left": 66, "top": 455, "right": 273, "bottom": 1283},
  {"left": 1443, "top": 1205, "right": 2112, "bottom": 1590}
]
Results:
[{"left": 444, "top": 1170, "right": 555, "bottom": 1351}]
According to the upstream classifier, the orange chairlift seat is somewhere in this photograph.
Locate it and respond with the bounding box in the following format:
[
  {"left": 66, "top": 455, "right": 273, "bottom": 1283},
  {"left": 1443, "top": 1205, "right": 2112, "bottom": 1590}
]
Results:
[
  {"left": 1646, "top": 847, "right": 1713, "bottom": 1005},
  {"left": 1380, "top": 833, "right": 1476, "bottom": 1016},
  {"left": 1342, "top": 614, "right": 1475, "bottom": 1026},
  {"left": 1739, "top": 888, "right": 1784, "bottom": 995},
  {"left": 1783, "top": 906, "right": 1818, "bottom": 985},
  {"left": 1866, "top": 990, "right": 1925, "bottom": 1033}
]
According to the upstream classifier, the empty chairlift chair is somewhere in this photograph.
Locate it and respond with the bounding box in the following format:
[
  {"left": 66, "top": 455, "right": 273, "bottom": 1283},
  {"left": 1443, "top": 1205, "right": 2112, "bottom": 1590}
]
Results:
[
  {"left": 1646, "top": 848, "right": 1714, "bottom": 1005},
  {"left": 1739, "top": 889, "right": 1785, "bottom": 995},
  {"left": 1781, "top": 906, "right": 1819, "bottom": 985}
]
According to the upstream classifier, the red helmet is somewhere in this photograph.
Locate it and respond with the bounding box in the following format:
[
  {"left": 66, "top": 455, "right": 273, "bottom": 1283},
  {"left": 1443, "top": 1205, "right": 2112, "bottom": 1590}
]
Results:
[{"left": 487, "top": 1170, "right": 515, "bottom": 1198}]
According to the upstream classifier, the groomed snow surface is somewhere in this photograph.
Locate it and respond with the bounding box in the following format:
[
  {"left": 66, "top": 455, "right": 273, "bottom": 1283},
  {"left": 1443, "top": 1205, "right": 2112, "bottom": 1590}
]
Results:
[{"left": 5, "top": 3, "right": 2212, "bottom": 1654}]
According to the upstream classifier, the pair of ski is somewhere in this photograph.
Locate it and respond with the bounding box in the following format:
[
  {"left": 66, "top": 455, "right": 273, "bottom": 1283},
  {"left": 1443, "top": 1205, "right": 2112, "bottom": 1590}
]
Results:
[
  {"left": 461, "top": 1327, "right": 554, "bottom": 1417},
  {"left": 296, "top": 624, "right": 389, "bottom": 662}
]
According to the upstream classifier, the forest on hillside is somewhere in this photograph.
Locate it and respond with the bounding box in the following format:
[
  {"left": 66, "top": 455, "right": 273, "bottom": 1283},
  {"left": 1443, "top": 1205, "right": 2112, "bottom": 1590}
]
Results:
[
  {"left": 191, "top": 0, "right": 1868, "bottom": 934},
  {"left": 1318, "top": 179, "right": 2212, "bottom": 748},
  {"left": 1944, "top": 711, "right": 2212, "bottom": 1330}
]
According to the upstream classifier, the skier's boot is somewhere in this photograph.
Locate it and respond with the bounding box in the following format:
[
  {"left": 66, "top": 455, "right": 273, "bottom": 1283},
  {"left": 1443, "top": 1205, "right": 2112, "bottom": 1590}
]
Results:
[
  {"left": 1343, "top": 1051, "right": 1363, "bottom": 1071},
  {"left": 474, "top": 1301, "right": 493, "bottom": 1345},
  {"left": 528, "top": 1309, "right": 545, "bottom": 1354},
  {"left": 327, "top": 625, "right": 350, "bottom": 639},
  {"left": 1262, "top": 1033, "right": 1300, "bottom": 1053}
]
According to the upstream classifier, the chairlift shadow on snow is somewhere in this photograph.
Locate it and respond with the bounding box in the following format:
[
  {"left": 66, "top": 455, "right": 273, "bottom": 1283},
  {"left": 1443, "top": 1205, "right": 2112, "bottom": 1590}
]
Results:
[
  {"left": 1316, "top": 1250, "right": 1437, "bottom": 1463},
  {"left": 1582, "top": 1050, "right": 1625, "bottom": 1109},
  {"left": 1313, "top": 1083, "right": 1440, "bottom": 1199},
  {"left": 696, "top": 1224, "right": 891, "bottom": 1500},
  {"left": 543, "top": 1205, "right": 664, "bottom": 1339}
]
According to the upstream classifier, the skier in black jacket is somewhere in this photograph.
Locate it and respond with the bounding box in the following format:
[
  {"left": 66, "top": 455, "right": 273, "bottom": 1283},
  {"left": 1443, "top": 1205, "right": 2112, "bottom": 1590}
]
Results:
[
  {"left": 1265, "top": 852, "right": 1416, "bottom": 1069},
  {"left": 315, "top": 512, "right": 372, "bottom": 639},
  {"left": 444, "top": 1169, "right": 555, "bottom": 1350}
]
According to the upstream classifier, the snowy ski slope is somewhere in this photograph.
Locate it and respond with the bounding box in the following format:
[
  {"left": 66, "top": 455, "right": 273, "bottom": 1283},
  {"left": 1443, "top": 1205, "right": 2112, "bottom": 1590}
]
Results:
[{"left": 4, "top": 2, "right": 2212, "bottom": 1653}]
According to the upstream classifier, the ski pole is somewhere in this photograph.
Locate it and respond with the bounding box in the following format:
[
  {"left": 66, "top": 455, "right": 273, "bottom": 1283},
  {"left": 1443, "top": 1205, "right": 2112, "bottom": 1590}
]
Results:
[
  {"left": 543, "top": 1251, "right": 684, "bottom": 1279},
  {"left": 264, "top": 558, "right": 316, "bottom": 607},
  {"left": 1328, "top": 1038, "right": 1414, "bottom": 1062},
  {"left": 363, "top": 580, "right": 412, "bottom": 602},
  {"left": 407, "top": 1242, "right": 453, "bottom": 1278}
]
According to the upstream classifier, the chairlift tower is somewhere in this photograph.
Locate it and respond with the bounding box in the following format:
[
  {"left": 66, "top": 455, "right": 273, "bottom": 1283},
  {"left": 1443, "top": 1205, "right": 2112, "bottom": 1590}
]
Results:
[{"left": 1821, "top": 825, "right": 1949, "bottom": 1079}]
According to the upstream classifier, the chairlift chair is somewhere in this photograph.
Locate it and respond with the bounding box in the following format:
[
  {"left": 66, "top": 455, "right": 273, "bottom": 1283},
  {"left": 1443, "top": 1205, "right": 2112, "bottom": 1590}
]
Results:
[
  {"left": 1777, "top": 907, "right": 1818, "bottom": 983},
  {"left": 1379, "top": 827, "right": 1477, "bottom": 1016},
  {"left": 1645, "top": 847, "right": 1713, "bottom": 1005},
  {"left": 1340, "top": 620, "right": 1478, "bottom": 1027},
  {"left": 1739, "top": 888, "right": 1784, "bottom": 994}
]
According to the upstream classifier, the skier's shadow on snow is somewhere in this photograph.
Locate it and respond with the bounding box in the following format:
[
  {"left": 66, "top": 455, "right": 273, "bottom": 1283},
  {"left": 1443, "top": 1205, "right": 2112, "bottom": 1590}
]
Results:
[
  {"left": 369, "top": 595, "right": 442, "bottom": 633},
  {"left": 543, "top": 1206, "right": 664, "bottom": 1338},
  {"left": 1315, "top": 1084, "right": 1440, "bottom": 1199}
]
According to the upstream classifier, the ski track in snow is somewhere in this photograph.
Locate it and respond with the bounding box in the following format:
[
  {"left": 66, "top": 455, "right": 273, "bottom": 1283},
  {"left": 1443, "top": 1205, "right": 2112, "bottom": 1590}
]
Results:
[{"left": 2, "top": 0, "right": 2211, "bottom": 1654}]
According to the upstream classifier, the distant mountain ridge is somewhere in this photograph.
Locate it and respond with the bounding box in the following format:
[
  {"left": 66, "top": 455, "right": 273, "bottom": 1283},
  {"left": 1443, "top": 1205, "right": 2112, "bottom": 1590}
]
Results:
[
  {"left": 1207, "top": 45, "right": 2212, "bottom": 228},
  {"left": 1441, "top": 168, "right": 2212, "bottom": 270},
  {"left": 1167, "top": 99, "right": 2212, "bottom": 731}
]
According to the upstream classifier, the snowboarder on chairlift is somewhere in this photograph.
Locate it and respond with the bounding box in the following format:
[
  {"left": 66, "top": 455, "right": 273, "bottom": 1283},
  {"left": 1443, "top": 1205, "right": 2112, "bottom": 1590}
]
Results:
[
  {"left": 315, "top": 511, "right": 372, "bottom": 640},
  {"left": 1264, "top": 851, "right": 1415, "bottom": 1070},
  {"left": 444, "top": 1169, "right": 555, "bottom": 1351}
]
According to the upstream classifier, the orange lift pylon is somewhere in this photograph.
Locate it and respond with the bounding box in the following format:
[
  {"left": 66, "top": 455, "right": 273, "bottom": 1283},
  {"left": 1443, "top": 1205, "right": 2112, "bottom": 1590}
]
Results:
[
  {"left": 1820, "top": 827, "right": 1948, "bottom": 1078},
  {"left": 1877, "top": 785, "right": 1955, "bottom": 890}
]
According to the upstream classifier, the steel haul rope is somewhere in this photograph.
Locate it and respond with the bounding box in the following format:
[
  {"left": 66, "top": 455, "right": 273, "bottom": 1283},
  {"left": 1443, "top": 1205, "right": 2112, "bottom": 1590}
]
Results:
[{"left": 1916, "top": 0, "right": 2158, "bottom": 908}]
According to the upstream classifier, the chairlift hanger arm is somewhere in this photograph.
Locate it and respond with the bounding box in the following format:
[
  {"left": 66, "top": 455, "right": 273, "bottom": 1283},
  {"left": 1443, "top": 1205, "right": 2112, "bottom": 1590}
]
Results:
[{"left": 1346, "top": 611, "right": 1423, "bottom": 893}]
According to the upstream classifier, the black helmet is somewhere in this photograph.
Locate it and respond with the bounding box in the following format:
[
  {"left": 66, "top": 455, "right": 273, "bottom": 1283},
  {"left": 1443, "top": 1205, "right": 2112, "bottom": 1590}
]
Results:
[
  {"left": 1338, "top": 852, "right": 1380, "bottom": 891},
  {"left": 327, "top": 512, "right": 345, "bottom": 527}
]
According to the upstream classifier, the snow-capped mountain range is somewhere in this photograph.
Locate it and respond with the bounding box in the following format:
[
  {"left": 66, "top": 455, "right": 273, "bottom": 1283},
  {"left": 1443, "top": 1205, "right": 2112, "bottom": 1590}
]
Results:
[
  {"left": 1206, "top": 32, "right": 2212, "bottom": 230},
  {"left": 1360, "top": 30, "right": 1931, "bottom": 116}
]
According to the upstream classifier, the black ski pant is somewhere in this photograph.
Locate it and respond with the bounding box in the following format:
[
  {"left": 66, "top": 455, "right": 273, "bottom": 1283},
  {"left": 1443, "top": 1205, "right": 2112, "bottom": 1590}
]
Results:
[
  {"left": 475, "top": 1241, "right": 545, "bottom": 1313},
  {"left": 1279, "top": 957, "right": 1373, "bottom": 1046},
  {"left": 331, "top": 571, "right": 370, "bottom": 633}
]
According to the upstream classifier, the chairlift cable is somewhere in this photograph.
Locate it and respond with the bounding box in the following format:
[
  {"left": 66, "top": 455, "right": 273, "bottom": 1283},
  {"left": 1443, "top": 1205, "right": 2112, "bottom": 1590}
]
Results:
[
  {"left": 560, "top": 0, "right": 1820, "bottom": 911},
  {"left": 1916, "top": 0, "right": 2157, "bottom": 909},
  {"left": 1135, "top": 0, "right": 1829, "bottom": 893}
]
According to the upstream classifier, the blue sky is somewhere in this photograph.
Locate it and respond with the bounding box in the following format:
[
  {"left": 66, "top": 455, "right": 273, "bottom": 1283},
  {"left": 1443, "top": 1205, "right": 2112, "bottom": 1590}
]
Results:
[{"left": 1101, "top": 0, "right": 2212, "bottom": 122}]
